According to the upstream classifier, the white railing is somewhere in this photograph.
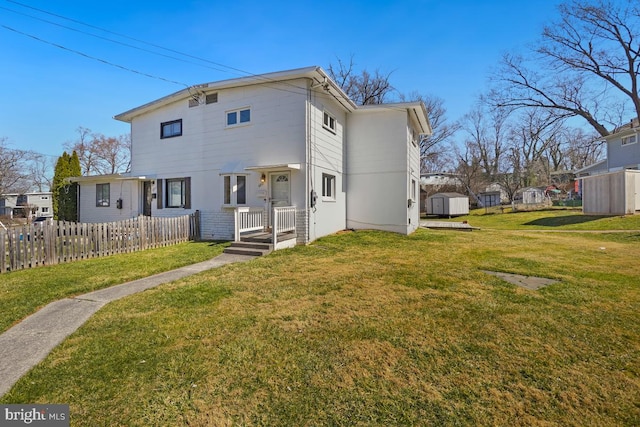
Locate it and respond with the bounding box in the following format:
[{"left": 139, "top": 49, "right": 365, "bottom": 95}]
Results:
[
  {"left": 272, "top": 206, "right": 296, "bottom": 246},
  {"left": 234, "top": 207, "right": 264, "bottom": 242}
]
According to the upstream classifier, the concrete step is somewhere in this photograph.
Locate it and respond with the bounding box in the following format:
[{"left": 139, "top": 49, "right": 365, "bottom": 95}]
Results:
[{"left": 223, "top": 242, "right": 272, "bottom": 257}]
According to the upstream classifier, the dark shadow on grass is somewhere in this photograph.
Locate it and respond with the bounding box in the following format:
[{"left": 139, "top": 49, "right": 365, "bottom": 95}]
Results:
[{"left": 524, "top": 215, "right": 609, "bottom": 227}]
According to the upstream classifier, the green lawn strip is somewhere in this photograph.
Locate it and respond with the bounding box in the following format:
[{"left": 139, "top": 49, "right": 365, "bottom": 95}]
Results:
[
  {"left": 435, "top": 208, "right": 640, "bottom": 231},
  {"left": 0, "top": 241, "right": 227, "bottom": 333},
  {"left": 3, "top": 228, "right": 639, "bottom": 425}
]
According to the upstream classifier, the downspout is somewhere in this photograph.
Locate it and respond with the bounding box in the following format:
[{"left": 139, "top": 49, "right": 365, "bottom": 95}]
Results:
[{"left": 306, "top": 79, "right": 313, "bottom": 244}]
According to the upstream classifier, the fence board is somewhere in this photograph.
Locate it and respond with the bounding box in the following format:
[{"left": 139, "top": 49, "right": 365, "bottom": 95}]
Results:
[{"left": 0, "top": 213, "right": 198, "bottom": 274}]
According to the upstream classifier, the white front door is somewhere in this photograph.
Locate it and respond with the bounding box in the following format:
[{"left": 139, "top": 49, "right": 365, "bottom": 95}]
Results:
[{"left": 270, "top": 172, "right": 290, "bottom": 224}]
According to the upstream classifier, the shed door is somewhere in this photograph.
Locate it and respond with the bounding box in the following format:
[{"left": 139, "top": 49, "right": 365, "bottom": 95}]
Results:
[{"left": 432, "top": 197, "right": 444, "bottom": 215}]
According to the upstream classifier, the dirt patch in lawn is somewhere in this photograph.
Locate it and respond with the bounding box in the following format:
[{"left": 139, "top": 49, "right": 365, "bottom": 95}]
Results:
[{"left": 482, "top": 270, "right": 558, "bottom": 290}]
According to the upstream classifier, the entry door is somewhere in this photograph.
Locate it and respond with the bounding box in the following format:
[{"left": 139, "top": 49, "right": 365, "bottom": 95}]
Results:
[
  {"left": 143, "top": 181, "right": 152, "bottom": 216},
  {"left": 270, "top": 172, "right": 290, "bottom": 224}
]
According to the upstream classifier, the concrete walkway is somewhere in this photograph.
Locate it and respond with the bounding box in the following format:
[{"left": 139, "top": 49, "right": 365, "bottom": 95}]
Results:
[{"left": 0, "top": 253, "right": 256, "bottom": 398}]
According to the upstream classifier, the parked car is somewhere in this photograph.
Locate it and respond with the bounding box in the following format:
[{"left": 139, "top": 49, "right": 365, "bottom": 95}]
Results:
[{"left": 33, "top": 216, "right": 53, "bottom": 225}]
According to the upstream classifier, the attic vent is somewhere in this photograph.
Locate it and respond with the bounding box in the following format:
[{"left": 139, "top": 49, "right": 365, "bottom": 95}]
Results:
[
  {"left": 206, "top": 93, "right": 218, "bottom": 104},
  {"left": 188, "top": 98, "right": 200, "bottom": 108}
]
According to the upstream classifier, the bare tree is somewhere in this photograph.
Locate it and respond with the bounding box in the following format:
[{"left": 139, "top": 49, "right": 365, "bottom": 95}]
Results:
[
  {"left": 460, "top": 104, "right": 511, "bottom": 178},
  {"left": 401, "top": 93, "right": 460, "bottom": 173},
  {"left": 0, "top": 137, "right": 32, "bottom": 195},
  {"left": 327, "top": 56, "right": 395, "bottom": 105},
  {"left": 64, "top": 127, "right": 131, "bottom": 176},
  {"left": 27, "top": 153, "right": 55, "bottom": 192},
  {"left": 491, "top": 0, "right": 640, "bottom": 136}
]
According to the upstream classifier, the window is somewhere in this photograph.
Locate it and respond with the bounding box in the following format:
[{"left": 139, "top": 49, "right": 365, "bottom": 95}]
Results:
[
  {"left": 166, "top": 179, "right": 186, "bottom": 208},
  {"left": 161, "top": 119, "right": 182, "bottom": 139},
  {"left": 41, "top": 207, "right": 49, "bottom": 213},
  {"left": 412, "top": 179, "right": 417, "bottom": 200},
  {"left": 96, "top": 183, "right": 110, "bottom": 207},
  {"left": 222, "top": 175, "right": 247, "bottom": 206},
  {"left": 205, "top": 93, "right": 218, "bottom": 104},
  {"left": 323, "top": 111, "right": 336, "bottom": 133},
  {"left": 322, "top": 173, "right": 336, "bottom": 199},
  {"left": 622, "top": 135, "right": 637, "bottom": 146},
  {"left": 157, "top": 178, "right": 190, "bottom": 209},
  {"left": 226, "top": 108, "right": 251, "bottom": 127}
]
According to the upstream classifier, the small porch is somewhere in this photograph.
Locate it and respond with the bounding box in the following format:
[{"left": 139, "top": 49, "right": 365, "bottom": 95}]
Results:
[{"left": 223, "top": 206, "right": 297, "bottom": 256}]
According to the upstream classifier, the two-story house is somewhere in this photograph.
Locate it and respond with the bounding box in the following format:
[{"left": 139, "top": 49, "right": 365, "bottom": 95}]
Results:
[
  {"left": 72, "top": 66, "right": 431, "bottom": 245},
  {"left": 0, "top": 192, "right": 53, "bottom": 219},
  {"left": 577, "top": 118, "right": 640, "bottom": 215}
]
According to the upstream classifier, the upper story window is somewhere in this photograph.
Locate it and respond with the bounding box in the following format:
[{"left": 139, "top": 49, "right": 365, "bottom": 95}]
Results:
[
  {"left": 323, "top": 111, "right": 336, "bottom": 133},
  {"left": 206, "top": 93, "right": 218, "bottom": 104},
  {"left": 96, "top": 183, "right": 110, "bottom": 207},
  {"left": 622, "top": 134, "right": 637, "bottom": 146},
  {"left": 222, "top": 174, "right": 247, "bottom": 206},
  {"left": 226, "top": 108, "right": 251, "bottom": 127},
  {"left": 322, "top": 173, "right": 336, "bottom": 200},
  {"left": 161, "top": 119, "right": 182, "bottom": 139}
]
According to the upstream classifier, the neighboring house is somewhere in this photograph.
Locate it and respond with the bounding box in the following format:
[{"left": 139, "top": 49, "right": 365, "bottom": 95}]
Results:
[
  {"left": 0, "top": 192, "right": 53, "bottom": 219},
  {"left": 72, "top": 66, "right": 431, "bottom": 245},
  {"left": 578, "top": 118, "right": 640, "bottom": 214},
  {"left": 425, "top": 192, "right": 469, "bottom": 217}
]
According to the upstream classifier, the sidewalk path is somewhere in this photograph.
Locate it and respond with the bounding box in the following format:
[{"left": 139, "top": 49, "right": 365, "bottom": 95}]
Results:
[{"left": 0, "top": 253, "right": 255, "bottom": 398}]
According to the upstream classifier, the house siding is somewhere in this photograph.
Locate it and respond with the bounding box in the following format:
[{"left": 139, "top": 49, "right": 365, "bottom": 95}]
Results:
[
  {"left": 346, "top": 108, "right": 419, "bottom": 234},
  {"left": 78, "top": 181, "right": 140, "bottom": 223},
  {"left": 307, "top": 90, "right": 347, "bottom": 241},
  {"left": 607, "top": 134, "right": 640, "bottom": 170}
]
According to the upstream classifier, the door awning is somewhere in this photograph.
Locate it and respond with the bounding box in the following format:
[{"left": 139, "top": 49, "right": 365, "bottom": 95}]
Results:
[{"left": 245, "top": 163, "right": 301, "bottom": 171}]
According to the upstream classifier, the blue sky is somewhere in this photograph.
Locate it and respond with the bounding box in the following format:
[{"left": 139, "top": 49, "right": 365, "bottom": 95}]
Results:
[{"left": 1, "top": 0, "right": 564, "bottom": 159}]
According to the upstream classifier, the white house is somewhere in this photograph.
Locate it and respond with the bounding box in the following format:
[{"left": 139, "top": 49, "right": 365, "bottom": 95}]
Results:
[
  {"left": 0, "top": 192, "right": 53, "bottom": 218},
  {"left": 72, "top": 66, "right": 431, "bottom": 245},
  {"left": 577, "top": 118, "right": 640, "bottom": 215}
]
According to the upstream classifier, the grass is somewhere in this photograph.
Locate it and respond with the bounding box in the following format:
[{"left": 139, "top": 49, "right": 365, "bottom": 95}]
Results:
[
  {"left": 1, "top": 212, "right": 640, "bottom": 425},
  {"left": 435, "top": 207, "right": 640, "bottom": 230},
  {"left": 0, "top": 241, "right": 227, "bottom": 333}
]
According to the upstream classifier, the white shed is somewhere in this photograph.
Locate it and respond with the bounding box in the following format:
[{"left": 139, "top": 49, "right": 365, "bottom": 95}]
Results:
[
  {"left": 426, "top": 193, "right": 469, "bottom": 216},
  {"left": 581, "top": 169, "right": 640, "bottom": 215}
]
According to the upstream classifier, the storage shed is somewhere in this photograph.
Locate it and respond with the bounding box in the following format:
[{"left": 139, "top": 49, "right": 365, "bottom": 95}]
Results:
[
  {"left": 581, "top": 169, "right": 640, "bottom": 215},
  {"left": 478, "top": 191, "right": 502, "bottom": 207},
  {"left": 426, "top": 193, "right": 469, "bottom": 216}
]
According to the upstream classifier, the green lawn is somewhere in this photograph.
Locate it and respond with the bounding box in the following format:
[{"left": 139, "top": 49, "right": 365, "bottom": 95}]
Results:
[
  {"left": 435, "top": 207, "right": 640, "bottom": 230},
  {"left": 0, "top": 241, "right": 227, "bottom": 333},
  {"left": 2, "top": 212, "right": 640, "bottom": 425}
]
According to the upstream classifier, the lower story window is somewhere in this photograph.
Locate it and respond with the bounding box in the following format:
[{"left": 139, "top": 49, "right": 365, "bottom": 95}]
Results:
[
  {"left": 96, "top": 183, "right": 110, "bottom": 207},
  {"left": 322, "top": 173, "right": 336, "bottom": 199},
  {"left": 167, "top": 179, "right": 186, "bottom": 207},
  {"left": 163, "top": 177, "right": 191, "bottom": 209},
  {"left": 223, "top": 174, "right": 247, "bottom": 206}
]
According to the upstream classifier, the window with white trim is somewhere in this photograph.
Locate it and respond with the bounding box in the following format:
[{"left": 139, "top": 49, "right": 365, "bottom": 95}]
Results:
[
  {"left": 323, "top": 111, "right": 336, "bottom": 133},
  {"left": 622, "top": 135, "right": 637, "bottom": 146},
  {"left": 226, "top": 108, "right": 251, "bottom": 127},
  {"left": 322, "top": 173, "right": 336, "bottom": 200},
  {"left": 96, "top": 183, "right": 110, "bottom": 207},
  {"left": 161, "top": 119, "right": 182, "bottom": 139},
  {"left": 222, "top": 174, "right": 247, "bottom": 206}
]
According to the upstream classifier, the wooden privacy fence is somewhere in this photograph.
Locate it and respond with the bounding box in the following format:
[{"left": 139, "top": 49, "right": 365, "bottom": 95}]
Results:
[{"left": 0, "top": 213, "right": 200, "bottom": 274}]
